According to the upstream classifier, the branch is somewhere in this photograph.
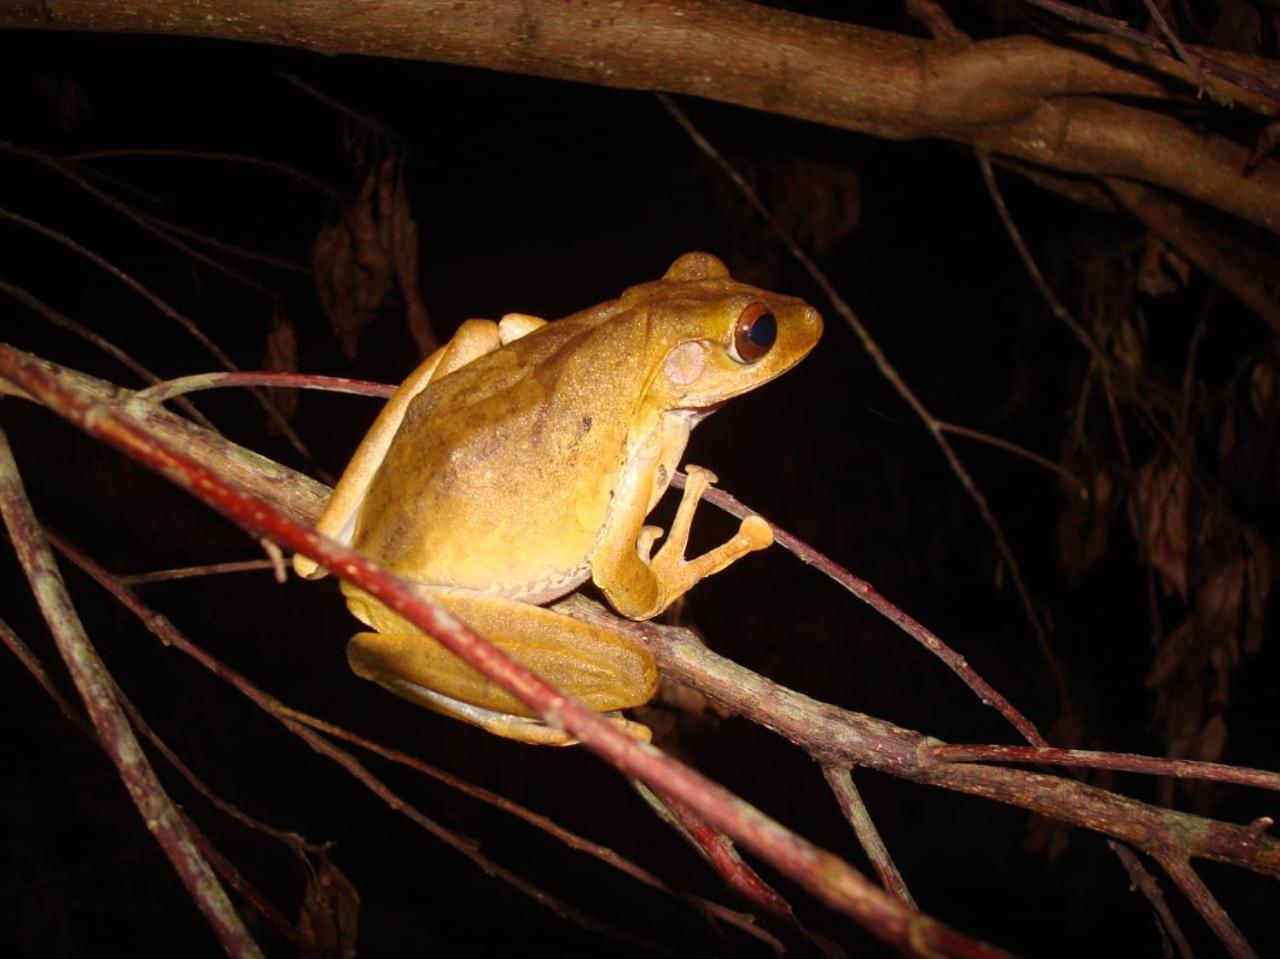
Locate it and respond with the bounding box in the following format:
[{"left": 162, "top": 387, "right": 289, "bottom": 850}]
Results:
[
  {"left": 6, "top": 0, "right": 1279, "bottom": 232},
  {"left": 575, "top": 600, "right": 1280, "bottom": 880},
  {"left": 0, "top": 344, "right": 1012, "bottom": 958},
  {"left": 0, "top": 429, "right": 262, "bottom": 958}
]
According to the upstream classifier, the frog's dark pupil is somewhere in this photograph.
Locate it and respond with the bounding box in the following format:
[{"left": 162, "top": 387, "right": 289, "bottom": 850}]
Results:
[{"left": 749, "top": 312, "right": 777, "bottom": 349}]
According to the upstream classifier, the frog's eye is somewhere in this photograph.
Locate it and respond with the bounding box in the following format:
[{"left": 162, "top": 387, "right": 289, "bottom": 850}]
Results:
[{"left": 730, "top": 302, "right": 777, "bottom": 364}]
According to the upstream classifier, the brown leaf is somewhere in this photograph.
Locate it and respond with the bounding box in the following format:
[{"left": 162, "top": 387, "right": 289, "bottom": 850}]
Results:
[
  {"left": 298, "top": 854, "right": 360, "bottom": 959},
  {"left": 1198, "top": 555, "right": 1245, "bottom": 640},
  {"left": 1249, "top": 355, "right": 1278, "bottom": 421},
  {"left": 1136, "top": 237, "right": 1190, "bottom": 299},
  {"left": 1208, "top": 0, "right": 1263, "bottom": 54},
  {"left": 1056, "top": 465, "right": 1119, "bottom": 585},
  {"left": 1146, "top": 617, "right": 1196, "bottom": 689},
  {"left": 311, "top": 156, "right": 435, "bottom": 361},
  {"left": 387, "top": 161, "right": 437, "bottom": 356},
  {"left": 1216, "top": 411, "right": 1236, "bottom": 466},
  {"left": 1192, "top": 713, "right": 1229, "bottom": 765},
  {"left": 1242, "top": 526, "right": 1272, "bottom": 655},
  {"left": 1128, "top": 459, "right": 1190, "bottom": 600},
  {"left": 1245, "top": 120, "right": 1280, "bottom": 176},
  {"left": 767, "top": 158, "right": 862, "bottom": 254},
  {"left": 1112, "top": 313, "right": 1147, "bottom": 373},
  {"left": 263, "top": 311, "right": 299, "bottom": 419}
]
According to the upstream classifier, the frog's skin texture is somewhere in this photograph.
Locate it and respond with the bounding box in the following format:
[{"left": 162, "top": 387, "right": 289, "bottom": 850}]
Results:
[{"left": 295, "top": 252, "right": 823, "bottom": 744}]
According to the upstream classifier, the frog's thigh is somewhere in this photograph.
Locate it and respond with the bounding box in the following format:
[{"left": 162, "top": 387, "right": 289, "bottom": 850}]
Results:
[
  {"left": 347, "top": 592, "right": 659, "bottom": 721},
  {"left": 294, "top": 319, "right": 502, "bottom": 579}
]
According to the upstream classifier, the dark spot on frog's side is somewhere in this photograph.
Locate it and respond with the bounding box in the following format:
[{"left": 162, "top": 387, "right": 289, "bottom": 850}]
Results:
[{"left": 582, "top": 414, "right": 593, "bottom": 431}]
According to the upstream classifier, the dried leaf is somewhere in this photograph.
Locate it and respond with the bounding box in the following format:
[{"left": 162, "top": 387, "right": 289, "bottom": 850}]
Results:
[
  {"left": 1112, "top": 313, "right": 1147, "bottom": 373},
  {"left": 388, "top": 162, "right": 437, "bottom": 356},
  {"left": 1056, "top": 465, "right": 1118, "bottom": 585},
  {"left": 1242, "top": 526, "right": 1272, "bottom": 655},
  {"left": 1146, "top": 617, "right": 1196, "bottom": 689},
  {"left": 1208, "top": 0, "right": 1263, "bottom": 54},
  {"left": 298, "top": 854, "right": 360, "bottom": 959},
  {"left": 263, "top": 311, "right": 299, "bottom": 419},
  {"left": 1198, "top": 556, "right": 1245, "bottom": 639},
  {"left": 1245, "top": 120, "right": 1280, "bottom": 176},
  {"left": 312, "top": 156, "right": 435, "bottom": 360},
  {"left": 1216, "top": 411, "right": 1236, "bottom": 465},
  {"left": 1249, "top": 355, "right": 1278, "bottom": 420},
  {"left": 1136, "top": 238, "right": 1190, "bottom": 299},
  {"left": 1192, "top": 713, "right": 1229, "bottom": 765},
  {"left": 767, "top": 158, "right": 862, "bottom": 254},
  {"left": 1128, "top": 459, "right": 1190, "bottom": 600}
]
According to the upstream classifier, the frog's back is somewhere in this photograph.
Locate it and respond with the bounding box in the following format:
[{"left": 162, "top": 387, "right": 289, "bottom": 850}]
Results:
[{"left": 351, "top": 311, "right": 652, "bottom": 601}]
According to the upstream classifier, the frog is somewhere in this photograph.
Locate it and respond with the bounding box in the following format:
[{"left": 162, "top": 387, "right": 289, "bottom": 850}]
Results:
[{"left": 294, "top": 252, "right": 822, "bottom": 744}]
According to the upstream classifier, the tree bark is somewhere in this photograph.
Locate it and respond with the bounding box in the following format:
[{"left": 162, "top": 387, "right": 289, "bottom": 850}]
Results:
[{"left": 6, "top": 0, "right": 1280, "bottom": 233}]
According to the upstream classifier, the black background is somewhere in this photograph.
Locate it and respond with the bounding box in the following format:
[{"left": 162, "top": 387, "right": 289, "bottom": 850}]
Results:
[{"left": 2, "top": 15, "right": 1277, "bottom": 959}]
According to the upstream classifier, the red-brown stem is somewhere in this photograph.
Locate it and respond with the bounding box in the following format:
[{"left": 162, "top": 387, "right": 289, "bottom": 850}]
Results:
[
  {"left": 134, "top": 371, "right": 394, "bottom": 403},
  {"left": 0, "top": 342, "right": 1011, "bottom": 957},
  {"left": 1107, "top": 842, "right": 1193, "bottom": 959},
  {"left": 639, "top": 785, "right": 799, "bottom": 925},
  {"left": 927, "top": 744, "right": 1280, "bottom": 792},
  {"left": 1, "top": 612, "right": 306, "bottom": 945},
  {"left": 120, "top": 559, "right": 276, "bottom": 585},
  {"left": 689, "top": 477, "right": 1048, "bottom": 749},
  {"left": 0, "top": 430, "right": 262, "bottom": 959},
  {"left": 822, "top": 766, "right": 914, "bottom": 906},
  {"left": 280, "top": 708, "right": 781, "bottom": 952},
  {"left": 1153, "top": 853, "right": 1257, "bottom": 959},
  {"left": 46, "top": 534, "right": 667, "bottom": 952}
]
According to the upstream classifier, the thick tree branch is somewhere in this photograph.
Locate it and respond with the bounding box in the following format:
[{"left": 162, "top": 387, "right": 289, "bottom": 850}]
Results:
[{"left": 5, "top": 0, "right": 1279, "bottom": 232}]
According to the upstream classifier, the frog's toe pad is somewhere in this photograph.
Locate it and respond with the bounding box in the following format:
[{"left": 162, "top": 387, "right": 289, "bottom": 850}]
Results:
[{"left": 739, "top": 514, "right": 773, "bottom": 550}]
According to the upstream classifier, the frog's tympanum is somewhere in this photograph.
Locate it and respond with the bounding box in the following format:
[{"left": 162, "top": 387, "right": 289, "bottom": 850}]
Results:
[{"left": 295, "top": 253, "right": 822, "bottom": 744}]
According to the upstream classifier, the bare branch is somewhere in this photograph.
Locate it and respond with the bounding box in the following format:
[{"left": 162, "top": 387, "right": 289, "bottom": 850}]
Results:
[
  {"left": 0, "top": 429, "right": 262, "bottom": 958},
  {"left": 4, "top": 1, "right": 1278, "bottom": 231},
  {"left": 0, "top": 343, "right": 1014, "bottom": 958}
]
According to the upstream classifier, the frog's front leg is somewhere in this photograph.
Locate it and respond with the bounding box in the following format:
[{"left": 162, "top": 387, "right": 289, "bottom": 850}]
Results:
[
  {"left": 594, "top": 445, "right": 773, "bottom": 621},
  {"left": 343, "top": 587, "right": 658, "bottom": 745}
]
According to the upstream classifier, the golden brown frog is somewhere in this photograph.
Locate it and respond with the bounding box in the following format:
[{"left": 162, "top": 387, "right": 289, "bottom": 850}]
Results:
[{"left": 295, "top": 252, "right": 822, "bottom": 744}]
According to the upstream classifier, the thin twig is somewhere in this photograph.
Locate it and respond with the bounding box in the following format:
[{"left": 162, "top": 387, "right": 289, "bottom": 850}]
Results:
[
  {"left": 1152, "top": 852, "right": 1258, "bottom": 958},
  {"left": 0, "top": 275, "right": 216, "bottom": 430},
  {"left": 659, "top": 93, "right": 1071, "bottom": 723},
  {"left": 684, "top": 476, "right": 1048, "bottom": 748},
  {"left": 822, "top": 767, "right": 914, "bottom": 906},
  {"left": 0, "top": 614, "right": 96, "bottom": 738},
  {"left": 938, "top": 421, "right": 1088, "bottom": 498},
  {"left": 135, "top": 371, "right": 393, "bottom": 403},
  {"left": 0, "top": 342, "right": 1014, "bottom": 959},
  {"left": 1020, "top": 0, "right": 1280, "bottom": 105},
  {"left": 927, "top": 743, "right": 1280, "bottom": 791},
  {"left": 281, "top": 708, "right": 782, "bottom": 953},
  {"left": 1, "top": 612, "right": 304, "bottom": 947},
  {"left": 120, "top": 559, "right": 276, "bottom": 585},
  {"left": 69, "top": 148, "right": 345, "bottom": 202},
  {"left": 0, "top": 186, "right": 327, "bottom": 478},
  {"left": 0, "top": 429, "right": 262, "bottom": 958},
  {"left": 1107, "top": 842, "right": 1193, "bottom": 959},
  {"left": 141, "top": 213, "right": 311, "bottom": 275},
  {"left": 47, "top": 533, "right": 677, "bottom": 955}
]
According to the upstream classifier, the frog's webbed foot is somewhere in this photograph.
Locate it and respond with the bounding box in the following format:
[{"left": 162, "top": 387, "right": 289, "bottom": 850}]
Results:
[{"left": 645, "top": 464, "right": 773, "bottom": 604}]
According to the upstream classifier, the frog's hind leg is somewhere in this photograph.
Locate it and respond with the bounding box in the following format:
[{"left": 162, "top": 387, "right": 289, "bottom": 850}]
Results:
[
  {"left": 294, "top": 319, "right": 503, "bottom": 579},
  {"left": 345, "top": 591, "right": 658, "bottom": 745},
  {"left": 365, "top": 680, "right": 650, "bottom": 746}
]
